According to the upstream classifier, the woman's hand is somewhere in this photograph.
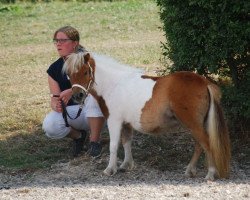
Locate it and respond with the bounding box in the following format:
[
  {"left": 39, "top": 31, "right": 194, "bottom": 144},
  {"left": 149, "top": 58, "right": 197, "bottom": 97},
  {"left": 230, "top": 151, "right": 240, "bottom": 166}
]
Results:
[
  {"left": 49, "top": 89, "right": 72, "bottom": 112},
  {"left": 60, "top": 89, "right": 72, "bottom": 105}
]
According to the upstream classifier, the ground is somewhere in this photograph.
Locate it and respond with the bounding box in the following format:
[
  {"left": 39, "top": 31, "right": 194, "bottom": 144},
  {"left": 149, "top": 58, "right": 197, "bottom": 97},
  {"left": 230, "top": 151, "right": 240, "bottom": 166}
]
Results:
[{"left": 0, "top": 132, "right": 249, "bottom": 199}]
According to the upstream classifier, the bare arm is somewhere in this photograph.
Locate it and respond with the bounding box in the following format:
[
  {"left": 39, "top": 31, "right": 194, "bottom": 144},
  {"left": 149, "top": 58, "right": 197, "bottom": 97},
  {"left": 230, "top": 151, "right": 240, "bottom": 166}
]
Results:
[
  {"left": 48, "top": 75, "right": 72, "bottom": 112},
  {"left": 48, "top": 75, "right": 62, "bottom": 112}
]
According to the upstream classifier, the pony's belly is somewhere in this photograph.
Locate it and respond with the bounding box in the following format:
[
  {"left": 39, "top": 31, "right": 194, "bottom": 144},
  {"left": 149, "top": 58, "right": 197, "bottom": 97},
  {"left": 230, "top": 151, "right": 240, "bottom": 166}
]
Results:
[
  {"left": 140, "top": 96, "right": 181, "bottom": 135},
  {"left": 139, "top": 122, "right": 182, "bottom": 135},
  {"left": 130, "top": 105, "right": 181, "bottom": 135}
]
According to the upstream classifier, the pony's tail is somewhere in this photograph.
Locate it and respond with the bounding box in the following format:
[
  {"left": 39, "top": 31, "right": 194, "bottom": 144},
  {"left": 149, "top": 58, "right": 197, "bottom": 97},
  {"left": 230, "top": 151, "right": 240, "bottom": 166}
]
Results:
[{"left": 207, "top": 85, "right": 231, "bottom": 178}]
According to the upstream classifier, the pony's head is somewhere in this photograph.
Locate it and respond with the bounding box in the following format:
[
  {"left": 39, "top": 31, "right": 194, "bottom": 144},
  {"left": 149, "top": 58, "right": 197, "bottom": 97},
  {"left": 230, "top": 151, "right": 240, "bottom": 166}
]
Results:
[{"left": 63, "top": 51, "right": 95, "bottom": 104}]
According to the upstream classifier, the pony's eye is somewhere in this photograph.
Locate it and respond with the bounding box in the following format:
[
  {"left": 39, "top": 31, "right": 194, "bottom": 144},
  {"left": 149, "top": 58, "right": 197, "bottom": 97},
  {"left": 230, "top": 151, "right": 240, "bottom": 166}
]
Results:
[{"left": 84, "top": 71, "right": 88, "bottom": 76}]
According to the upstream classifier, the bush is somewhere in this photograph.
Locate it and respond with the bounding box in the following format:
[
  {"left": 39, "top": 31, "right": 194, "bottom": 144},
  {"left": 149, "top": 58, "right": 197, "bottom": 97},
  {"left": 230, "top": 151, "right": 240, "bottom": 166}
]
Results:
[
  {"left": 157, "top": 0, "right": 249, "bottom": 138},
  {"left": 221, "top": 67, "right": 250, "bottom": 139}
]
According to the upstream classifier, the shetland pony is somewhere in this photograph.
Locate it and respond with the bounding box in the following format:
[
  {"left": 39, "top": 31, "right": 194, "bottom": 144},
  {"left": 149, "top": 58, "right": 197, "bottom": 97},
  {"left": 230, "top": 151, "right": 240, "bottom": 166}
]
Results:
[{"left": 63, "top": 52, "right": 231, "bottom": 180}]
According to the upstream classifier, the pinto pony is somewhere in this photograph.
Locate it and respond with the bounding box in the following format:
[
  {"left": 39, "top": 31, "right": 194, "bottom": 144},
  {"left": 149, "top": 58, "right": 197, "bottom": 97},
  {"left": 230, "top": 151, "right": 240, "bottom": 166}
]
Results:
[{"left": 63, "top": 52, "right": 231, "bottom": 180}]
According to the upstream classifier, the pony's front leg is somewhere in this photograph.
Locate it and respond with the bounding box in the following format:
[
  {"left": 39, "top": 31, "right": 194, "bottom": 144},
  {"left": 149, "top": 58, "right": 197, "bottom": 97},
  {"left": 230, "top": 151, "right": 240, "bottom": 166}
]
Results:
[{"left": 103, "top": 119, "right": 122, "bottom": 176}]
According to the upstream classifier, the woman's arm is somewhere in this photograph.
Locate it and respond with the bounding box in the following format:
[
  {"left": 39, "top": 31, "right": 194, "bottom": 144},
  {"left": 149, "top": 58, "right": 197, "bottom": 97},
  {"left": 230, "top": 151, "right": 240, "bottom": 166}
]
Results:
[
  {"left": 60, "top": 88, "right": 72, "bottom": 106},
  {"left": 48, "top": 75, "right": 62, "bottom": 112}
]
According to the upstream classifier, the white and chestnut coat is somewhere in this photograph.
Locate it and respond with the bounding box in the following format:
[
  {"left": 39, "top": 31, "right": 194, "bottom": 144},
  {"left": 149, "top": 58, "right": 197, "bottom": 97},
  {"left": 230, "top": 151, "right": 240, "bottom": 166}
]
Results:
[{"left": 63, "top": 52, "right": 231, "bottom": 181}]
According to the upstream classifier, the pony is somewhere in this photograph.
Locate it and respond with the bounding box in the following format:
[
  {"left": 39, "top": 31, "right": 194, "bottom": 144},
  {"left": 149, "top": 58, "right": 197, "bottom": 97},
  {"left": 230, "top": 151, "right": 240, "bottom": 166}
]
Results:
[{"left": 63, "top": 51, "right": 231, "bottom": 180}]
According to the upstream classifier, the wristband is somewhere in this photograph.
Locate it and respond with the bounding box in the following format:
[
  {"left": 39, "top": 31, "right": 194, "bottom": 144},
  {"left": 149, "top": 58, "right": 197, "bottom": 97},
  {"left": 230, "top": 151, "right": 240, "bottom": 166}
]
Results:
[{"left": 50, "top": 94, "right": 60, "bottom": 98}]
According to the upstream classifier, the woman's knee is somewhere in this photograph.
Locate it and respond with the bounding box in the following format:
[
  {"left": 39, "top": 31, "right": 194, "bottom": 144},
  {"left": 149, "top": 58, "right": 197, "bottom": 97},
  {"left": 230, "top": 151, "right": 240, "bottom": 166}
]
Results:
[{"left": 42, "top": 113, "right": 69, "bottom": 139}]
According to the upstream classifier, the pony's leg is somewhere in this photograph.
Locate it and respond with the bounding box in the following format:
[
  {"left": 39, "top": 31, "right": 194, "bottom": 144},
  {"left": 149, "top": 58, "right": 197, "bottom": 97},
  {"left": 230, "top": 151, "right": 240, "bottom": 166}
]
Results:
[
  {"left": 119, "top": 124, "right": 134, "bottom": 171},
  {"left": 205, "top": 152, "right": 217, "bottom": 180},
  {"left": 103, "top": 118, "right": 122, "bottom": 176},
  {"left": 185, "top": 142, "right": 203, "bottom": 177},
  {"left": 191, "top": 128, "right": 217, "bottom": 180}
]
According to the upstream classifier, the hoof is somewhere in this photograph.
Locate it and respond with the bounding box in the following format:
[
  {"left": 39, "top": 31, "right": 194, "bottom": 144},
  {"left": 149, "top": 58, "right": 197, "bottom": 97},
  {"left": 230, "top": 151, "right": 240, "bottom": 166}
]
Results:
[
  {"left": 185, "top": 167, "right": 197, "bottom": 178},
  {"left": 119, "top": 161, "right": 134, "bottom": 172},
  {"left": 205, "top": 174, "right": 215, "bottom": 181},
  {"left": 205, "top": 168, "right": 217, "bottom": 181},
  {"left": 103, "top": 167, "right": 117, "bottom": 176}
]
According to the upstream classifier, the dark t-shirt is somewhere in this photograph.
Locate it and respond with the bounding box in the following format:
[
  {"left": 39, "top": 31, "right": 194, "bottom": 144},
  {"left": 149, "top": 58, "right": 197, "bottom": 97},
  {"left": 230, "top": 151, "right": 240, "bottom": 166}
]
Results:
[{"left": 47, "top": 57, "right": 76, "bottom": 106}]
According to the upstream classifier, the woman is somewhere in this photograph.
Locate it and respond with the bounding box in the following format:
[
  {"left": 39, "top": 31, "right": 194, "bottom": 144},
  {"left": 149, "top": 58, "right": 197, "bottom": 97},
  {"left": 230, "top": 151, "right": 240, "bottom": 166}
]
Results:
[{"left": 42, "top": 26, "right": 105, "bottom": 158}]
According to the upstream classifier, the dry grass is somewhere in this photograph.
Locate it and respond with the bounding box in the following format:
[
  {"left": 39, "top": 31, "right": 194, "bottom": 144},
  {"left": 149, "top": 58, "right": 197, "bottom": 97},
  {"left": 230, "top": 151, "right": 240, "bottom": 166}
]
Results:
[{"left": 0, "top": 0, "right": 166, "bottom": 171}]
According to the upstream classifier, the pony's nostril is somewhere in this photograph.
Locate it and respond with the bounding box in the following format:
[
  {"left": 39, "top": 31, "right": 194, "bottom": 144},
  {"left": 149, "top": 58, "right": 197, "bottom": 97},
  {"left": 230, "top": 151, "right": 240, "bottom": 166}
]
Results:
[{"left": 79, "top": 92, "right": 84, "bottom": 98}]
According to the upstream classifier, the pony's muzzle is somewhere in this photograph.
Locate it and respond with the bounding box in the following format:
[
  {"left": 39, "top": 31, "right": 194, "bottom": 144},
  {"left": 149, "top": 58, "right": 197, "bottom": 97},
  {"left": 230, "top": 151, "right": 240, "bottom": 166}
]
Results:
[
  {"left": 72, "top": 91, "right": 88, "bottom": 104},
  {"left": 71, "top": 84, "right": 89, "bottom": 104}
]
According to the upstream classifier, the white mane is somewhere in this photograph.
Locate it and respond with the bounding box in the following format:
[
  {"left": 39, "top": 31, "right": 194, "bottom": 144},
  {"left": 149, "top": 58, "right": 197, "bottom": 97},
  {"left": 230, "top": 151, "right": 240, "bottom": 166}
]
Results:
[{"left": 62, "top": 51, "right": 89, "bottom": 75}]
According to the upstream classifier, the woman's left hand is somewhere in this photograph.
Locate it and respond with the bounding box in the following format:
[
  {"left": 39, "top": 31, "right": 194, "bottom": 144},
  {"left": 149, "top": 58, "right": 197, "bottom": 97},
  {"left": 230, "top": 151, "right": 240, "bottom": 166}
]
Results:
[{"left": 60, "top": 89, "right": 72, "bottom": 105}]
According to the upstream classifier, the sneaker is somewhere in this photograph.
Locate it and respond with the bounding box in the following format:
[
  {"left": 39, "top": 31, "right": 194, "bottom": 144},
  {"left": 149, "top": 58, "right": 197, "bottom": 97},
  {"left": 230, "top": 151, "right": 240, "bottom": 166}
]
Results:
[
  {"left": 88, "top": 142, "right": 102, "bottom": 158},
  {"left": 72, "top": 130, "right": 87, "bottom": 157}
]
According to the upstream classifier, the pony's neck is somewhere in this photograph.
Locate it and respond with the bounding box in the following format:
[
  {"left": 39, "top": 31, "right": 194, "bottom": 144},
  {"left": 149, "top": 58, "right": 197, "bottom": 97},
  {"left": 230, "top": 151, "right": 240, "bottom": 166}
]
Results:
[
  {"left": 92, "top": 54, "right": 143, "bottom": 97},
  {"left": 94, "top": 64, "right": 128, "bottom": 97}
]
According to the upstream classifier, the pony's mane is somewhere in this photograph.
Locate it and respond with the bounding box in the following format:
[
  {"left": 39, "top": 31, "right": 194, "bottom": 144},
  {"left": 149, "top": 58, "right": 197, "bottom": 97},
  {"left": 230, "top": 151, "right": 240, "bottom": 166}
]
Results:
[{"left": 62, "top": 51, "right": 89, "bottom": 75}]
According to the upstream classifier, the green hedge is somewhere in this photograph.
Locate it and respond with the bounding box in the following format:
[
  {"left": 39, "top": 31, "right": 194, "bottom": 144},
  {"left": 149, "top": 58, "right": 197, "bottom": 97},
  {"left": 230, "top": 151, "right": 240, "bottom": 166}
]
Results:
[{"left": 157, "top": 0, "right": 249, "bottom": 138}]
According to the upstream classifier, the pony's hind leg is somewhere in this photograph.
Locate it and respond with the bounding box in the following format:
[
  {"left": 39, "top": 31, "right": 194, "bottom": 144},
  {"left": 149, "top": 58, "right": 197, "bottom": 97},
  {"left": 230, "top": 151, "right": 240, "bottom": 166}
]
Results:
[
  {"left": 185, "top": 142, "right": 203, "bottom": 177},
  {"left": 191, "top": 128, "right": 217, "bottom": 180},
  {"left": 172, "top": 101, "right": 217, "bottom": 179},
  {"left": 119, "top": 123, "right": 134, "bottom": 172},
  {"left": 205, "top": 154, "right": 217, "bottom": 180}
]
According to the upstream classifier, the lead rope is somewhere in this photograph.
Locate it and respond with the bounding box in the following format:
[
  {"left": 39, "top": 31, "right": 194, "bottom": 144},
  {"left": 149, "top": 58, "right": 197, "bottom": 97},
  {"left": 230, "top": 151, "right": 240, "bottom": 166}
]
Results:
[
  {"left": 61, "top": 100, "right": 84, "bottom": 127},
  {"left": 51, "top": 94, "right": 84, "bottom": 127}
]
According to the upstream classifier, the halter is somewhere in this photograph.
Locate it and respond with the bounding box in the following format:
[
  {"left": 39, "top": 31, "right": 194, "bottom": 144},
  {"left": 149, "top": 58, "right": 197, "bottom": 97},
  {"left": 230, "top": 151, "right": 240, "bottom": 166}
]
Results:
[
  {"left": 71, "top": 62, "right": 94, "bottom": 97},
  {"left": 60, "top": 63, "right": 94, "bottom": 128}
]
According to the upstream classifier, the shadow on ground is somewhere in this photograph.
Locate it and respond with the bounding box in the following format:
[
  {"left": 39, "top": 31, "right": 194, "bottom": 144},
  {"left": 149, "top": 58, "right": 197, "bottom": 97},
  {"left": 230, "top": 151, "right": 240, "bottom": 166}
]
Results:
[{"left": 0, "top": 126, "right": 249, "bottom": 190}]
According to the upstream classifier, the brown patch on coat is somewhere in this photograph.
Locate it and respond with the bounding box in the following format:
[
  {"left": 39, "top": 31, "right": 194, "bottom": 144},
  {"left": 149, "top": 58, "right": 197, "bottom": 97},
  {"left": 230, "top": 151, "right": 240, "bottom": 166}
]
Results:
[
  {"left": 140, "top": 72, "right": 211, "bottom": 134},
  {"left": 121, "top": 123, "right": 133, "bottom": 145},
  {"left": 90, "top": 89, "right": 109, "bottom": 119}
]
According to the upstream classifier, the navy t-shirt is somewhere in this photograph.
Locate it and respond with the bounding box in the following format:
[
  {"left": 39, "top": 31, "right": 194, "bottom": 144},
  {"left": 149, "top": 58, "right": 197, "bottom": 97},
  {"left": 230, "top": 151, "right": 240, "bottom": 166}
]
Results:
[{"left": 47, "top": 57, "right": 76, "bottom": 106}]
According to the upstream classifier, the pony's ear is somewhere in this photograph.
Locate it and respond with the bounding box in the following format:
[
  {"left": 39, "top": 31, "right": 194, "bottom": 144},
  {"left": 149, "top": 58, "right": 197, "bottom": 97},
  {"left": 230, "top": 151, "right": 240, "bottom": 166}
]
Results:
[{"left": 84, "top": 53, "right": 90, "bottom": 63}]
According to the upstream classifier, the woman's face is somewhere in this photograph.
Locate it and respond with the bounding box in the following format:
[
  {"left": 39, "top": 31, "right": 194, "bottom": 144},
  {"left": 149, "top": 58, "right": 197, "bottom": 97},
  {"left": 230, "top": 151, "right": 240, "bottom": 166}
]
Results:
[{"left": 54, "top": 32, "right": 78, "bottom": 57}]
